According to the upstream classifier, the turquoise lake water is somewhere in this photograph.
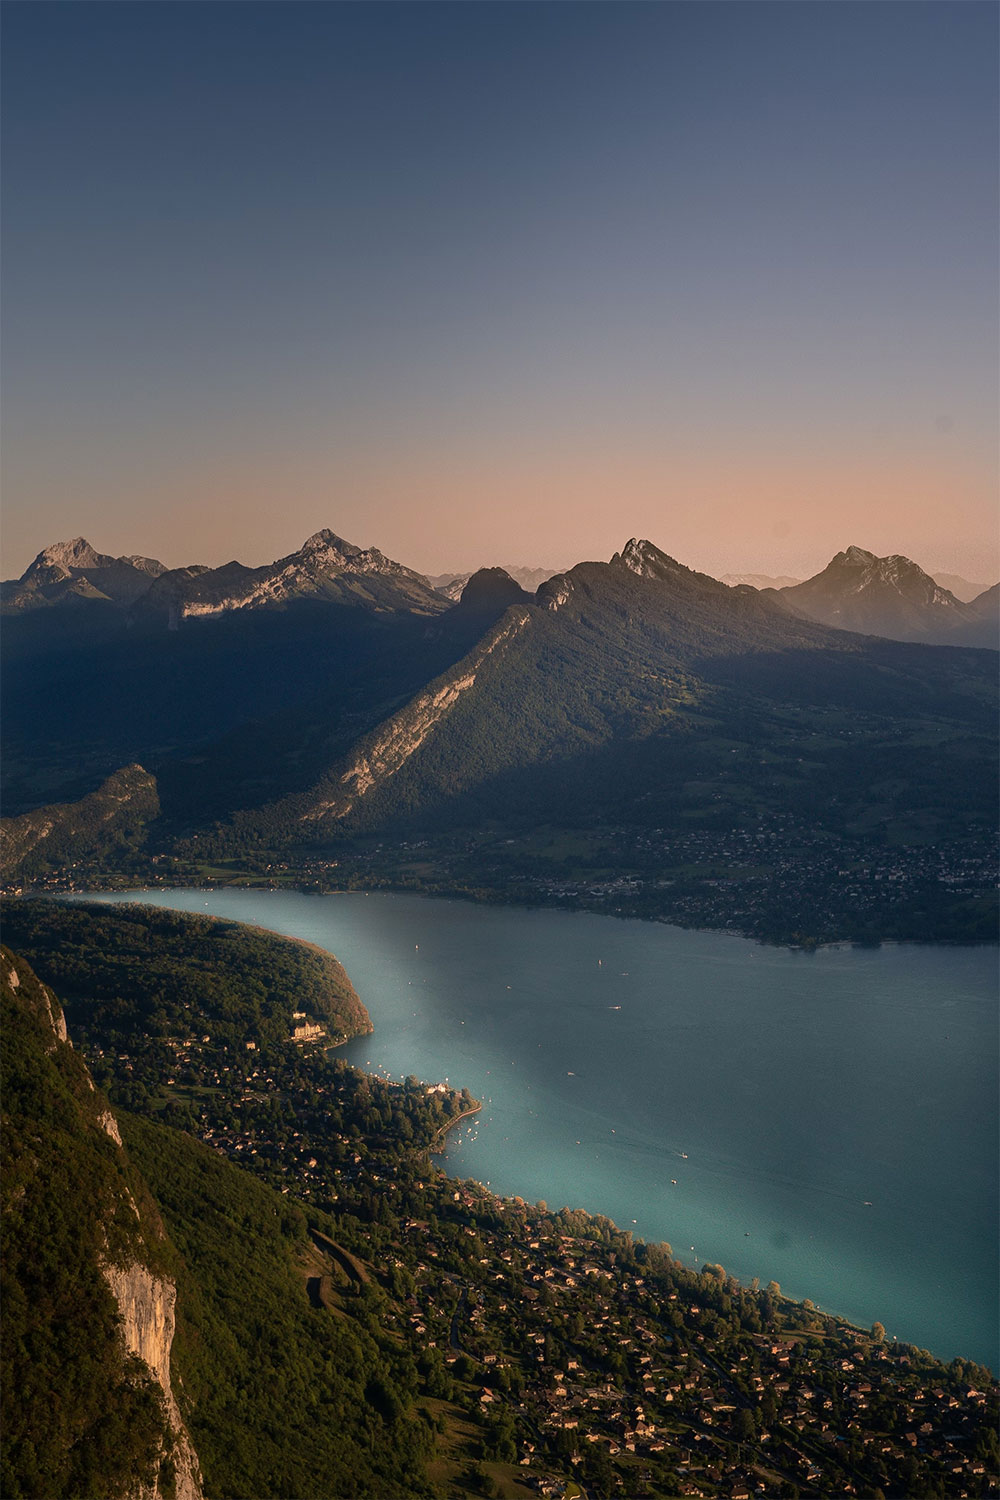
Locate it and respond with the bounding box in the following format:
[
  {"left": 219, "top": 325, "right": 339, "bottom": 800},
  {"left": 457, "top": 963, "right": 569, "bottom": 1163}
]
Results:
[{"left": 90, "top": 888, "right": 997, "bottom": 1369}]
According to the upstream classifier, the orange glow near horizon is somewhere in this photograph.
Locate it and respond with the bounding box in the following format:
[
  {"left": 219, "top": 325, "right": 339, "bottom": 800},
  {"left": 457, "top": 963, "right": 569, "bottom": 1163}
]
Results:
[{"left": 4, "top": 432, "right": 995, "bottom": 587}]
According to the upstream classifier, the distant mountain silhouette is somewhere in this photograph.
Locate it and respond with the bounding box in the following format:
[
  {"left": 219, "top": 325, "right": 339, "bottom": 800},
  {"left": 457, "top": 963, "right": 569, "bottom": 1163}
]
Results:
[
  {"left": 2, "top": 538, "right": 167, "bottom": 612},
  {"left": 427, "top": 564, "right": 561, "bottom": 600},
  {"left": 720, "top": 572, "right": 802, "bottom": 589},
  {"left": 775, "top": 546, "right": 997, "bottom": 647}
]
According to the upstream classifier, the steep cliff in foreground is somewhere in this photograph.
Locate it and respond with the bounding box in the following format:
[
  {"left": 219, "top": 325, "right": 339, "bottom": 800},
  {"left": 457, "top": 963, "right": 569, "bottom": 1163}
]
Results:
[
  {"left": 101, "top": 1262, "right": 201, "bottom": 1500},
  {"left": 0, "top": 946, "right": 202, "bottom": 1500}
]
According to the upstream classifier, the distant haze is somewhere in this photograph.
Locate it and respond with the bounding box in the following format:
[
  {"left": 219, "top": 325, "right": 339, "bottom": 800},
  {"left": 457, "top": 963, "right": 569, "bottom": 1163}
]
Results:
[{"left": 2, "top": 3, "right": 997, "bottom": 583}]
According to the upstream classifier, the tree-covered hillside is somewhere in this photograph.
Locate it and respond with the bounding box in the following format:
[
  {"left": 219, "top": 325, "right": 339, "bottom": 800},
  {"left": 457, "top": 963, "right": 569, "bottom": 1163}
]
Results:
[
  {"left": 3, "top": 901, "right": 997, "bottom": 1499},
  {"left": 1, "top": 948, "right": 176, "bottom": 1500}
]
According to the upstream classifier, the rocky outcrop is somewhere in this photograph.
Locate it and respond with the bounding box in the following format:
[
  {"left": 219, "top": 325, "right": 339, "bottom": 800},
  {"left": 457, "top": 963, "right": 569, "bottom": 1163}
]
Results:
[
  {"left": 1, "top": 953, "right": 69, "bottom": 1046},
  {"left": 2, "top": 945, "right": 203, "bottom": 1500},
  {"left": 1, "top": 538, "right": 167, "bottom": 612},
  {"left": 536, "top": 572, "right": 573, "bottom": 611},
  {"left": 301, "top": 605, "right": 531, "bottom": 822},
  {"left": 776, "top": 546, "right": 997, "bottom": 645},
  {"left": 137, "top": 528, "right": 448, "bottom": 622},
  {"left": 102, "top": 1263, "right": 203, "bottom": 1500}
]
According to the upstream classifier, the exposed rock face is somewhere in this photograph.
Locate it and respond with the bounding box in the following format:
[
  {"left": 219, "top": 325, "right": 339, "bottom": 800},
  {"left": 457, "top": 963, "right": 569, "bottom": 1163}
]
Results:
[
  {"left": 4, "top": 529, "right": 449, "bottom": 621},
  {"left": 43, "top": 986, "right": 69, "bottom": 1046},
  {"left": 98, "top": 1108, "right": 123, "bottom": 1146},
  {"left": 777, "top": 546, "right": 996, "bottom": 645},
  {"left": 138, "top": 528, "right": 447, "bottom": 622},
  {"left": 300, "top": 606, "right": 531, "bottom": 823},
  {"left": 2, "top": 538, "right": 168, "bottom": 612},
  {"left": 2, "top": 946, "right": 204, "bottom": 1500},
  {"left": 610, "top": 538, "right": 728, "bottom": 594},
  {"left": 102, "top": 1263, "right": 203, "bottom": 1500},
  {"left": 1, "top": 955, "right": 70, "bottom": 1046},
  {"left": 535, "top": 572, "right": 573, "bottom": 611},
  {"left": 615, "top": 537, "right": 668, "bottom": 579}
]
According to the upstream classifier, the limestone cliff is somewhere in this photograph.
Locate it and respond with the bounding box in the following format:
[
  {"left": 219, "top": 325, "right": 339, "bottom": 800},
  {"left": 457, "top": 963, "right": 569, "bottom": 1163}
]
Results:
[
  {"left": 1, "top": 946, "right": 203, "bottom": 1500},
  {"left": 300, "top": 604, "right": 531, "bottom": 823},
  {"left": 102, "top": 1261, "right": 202, "bottom": 1500}
]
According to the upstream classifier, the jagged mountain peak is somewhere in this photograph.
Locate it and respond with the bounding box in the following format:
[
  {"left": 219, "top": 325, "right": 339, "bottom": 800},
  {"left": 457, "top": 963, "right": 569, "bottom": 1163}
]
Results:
[
  {"left": 614, "top": 537, "right": 677, "bottom": 577},
  {"left": 24, "top": 537, "right": 114, "bottom": 579},
  {"left": 610, "top": 538, "right": 726, "bottom": 595},
  {"left": 23, "top": 538, "right": 169, "bottom": 582},
  {"left": 135, "top": 528, "right": 446, "bottom": 623},
  {"left": 777, "top": 546, "right": 986, "bottom": 644},
  {"left": 3, "top": 539, "right": 171, "bottom": 614},
  {"left": 302, "top": 527, "right": 355, "bottom": 552},
  {"left": 837, "top": 544, "right": 878, "bottom": 567},
  {"left": 298, "top": 529, "right": 365, "bottom": 565},
  {"left": 286, "top": 529, "right": 414, "bottom": 580},
  {"left": 121, "top": 554, "right": 169, "bottom": 578},
  {"left": 815, "top": 547, "right": 958, "bottom": 604}
]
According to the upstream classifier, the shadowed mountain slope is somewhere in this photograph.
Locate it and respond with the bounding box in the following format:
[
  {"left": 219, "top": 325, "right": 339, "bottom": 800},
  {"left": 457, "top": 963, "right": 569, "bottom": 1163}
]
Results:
[
  {"left": 200, "top": 538, "right": 995, "bottom": 852},
  {"left": 0, "top": 532, "right": 481, "bottom": 818}
]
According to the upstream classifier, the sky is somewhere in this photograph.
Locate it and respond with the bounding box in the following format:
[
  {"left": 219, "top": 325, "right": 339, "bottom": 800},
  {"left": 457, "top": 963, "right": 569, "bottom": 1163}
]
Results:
[{"left": 2, "top": 1, "right": 997, "bottom": 584}]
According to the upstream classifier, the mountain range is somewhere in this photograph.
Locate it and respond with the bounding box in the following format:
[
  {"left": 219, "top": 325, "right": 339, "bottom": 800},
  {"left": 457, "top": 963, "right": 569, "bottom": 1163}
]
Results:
[
  {"left": 426, "top": 565, "right": 562, "bottom": 601},
  {"left": 4, "top": 532, "right": 995, "bottom": 647},
  {"left": 720, "top": 572, "right": 803, "bottom": 590},
  {"left": 1, "top": 527, "right": 996, "bottom": 943},
  {"left": 2, "top": 529, "right": 446, "bottom": 623}
]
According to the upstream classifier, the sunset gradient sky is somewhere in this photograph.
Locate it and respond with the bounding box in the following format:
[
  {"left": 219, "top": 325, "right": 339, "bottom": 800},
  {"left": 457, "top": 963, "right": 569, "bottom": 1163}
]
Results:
[{"left": 3, "top": 2, "right": 997, "bottom": 583}]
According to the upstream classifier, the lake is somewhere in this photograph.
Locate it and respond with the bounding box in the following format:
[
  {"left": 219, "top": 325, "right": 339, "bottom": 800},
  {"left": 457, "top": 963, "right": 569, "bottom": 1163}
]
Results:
[{"left": 87, "top": 887, "right": 997, "bottom": 1369}]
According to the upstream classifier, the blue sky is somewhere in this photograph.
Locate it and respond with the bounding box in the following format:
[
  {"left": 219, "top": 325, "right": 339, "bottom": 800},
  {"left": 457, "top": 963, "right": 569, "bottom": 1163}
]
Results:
[{"left": 3, "top": 2, "right": 997, "bottom": 581}]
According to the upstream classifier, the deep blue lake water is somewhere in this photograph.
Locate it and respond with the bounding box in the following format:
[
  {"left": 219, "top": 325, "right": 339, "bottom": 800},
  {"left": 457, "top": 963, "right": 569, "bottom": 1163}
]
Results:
[{"left": 90, "top": 888, "right": 997, "bottom": 1369}]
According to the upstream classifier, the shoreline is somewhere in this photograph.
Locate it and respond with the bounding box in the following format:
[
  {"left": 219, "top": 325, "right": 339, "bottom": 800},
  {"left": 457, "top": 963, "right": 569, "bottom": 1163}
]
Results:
[
  {"left": 35, "top": 877, "right": 998, "bottom": 954},
  {"left": 57, "top": 889, "right": 376, "bottom": 1041},
  {"left": 46, "top": 883, "right": 998, "bottom": 1371},
  {"left": 429, "top": 1100, "right": 483, "bottom": 1151}
]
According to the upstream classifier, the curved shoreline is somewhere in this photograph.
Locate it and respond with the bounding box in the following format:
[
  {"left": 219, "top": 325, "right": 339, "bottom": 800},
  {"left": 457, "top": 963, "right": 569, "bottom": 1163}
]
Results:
[
  {"left": 63, "top": 884, "right": 997, "bottom": 1369},
  {"left": 429, "top": 1101, "right": 482, "bottom": 1151}
]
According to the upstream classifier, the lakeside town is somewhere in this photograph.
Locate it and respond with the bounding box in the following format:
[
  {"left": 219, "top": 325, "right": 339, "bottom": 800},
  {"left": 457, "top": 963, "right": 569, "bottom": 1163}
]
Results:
[{"left": 12, "top": 896, "right": 991, "bottom": 1500}]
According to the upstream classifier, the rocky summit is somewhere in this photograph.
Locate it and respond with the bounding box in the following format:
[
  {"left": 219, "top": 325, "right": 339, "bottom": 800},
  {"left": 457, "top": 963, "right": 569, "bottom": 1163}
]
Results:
[{"left": 775, "top": 545, "right": 997, "bottom": 646}]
